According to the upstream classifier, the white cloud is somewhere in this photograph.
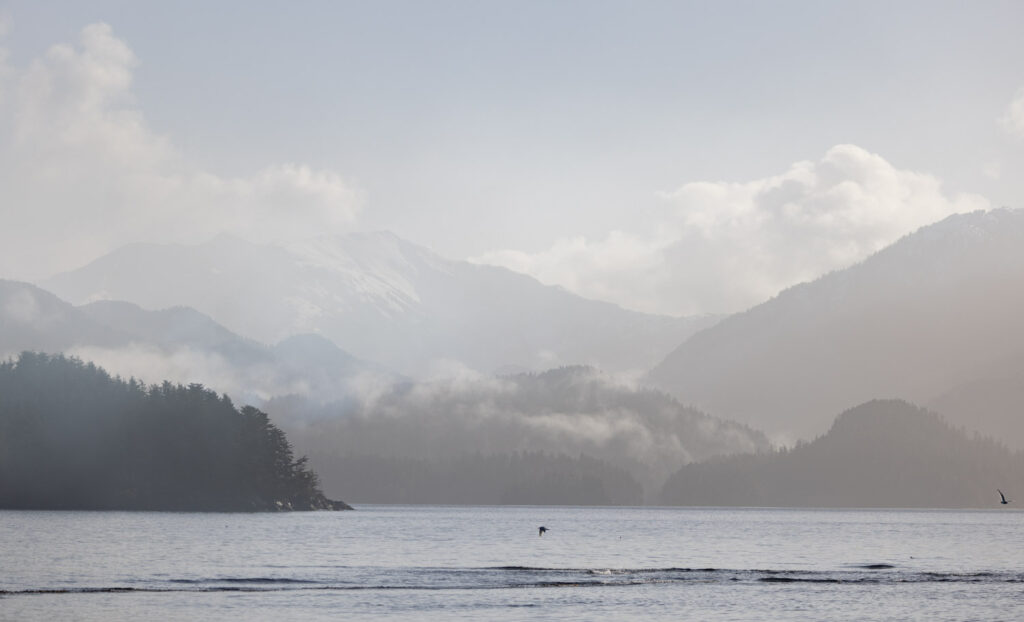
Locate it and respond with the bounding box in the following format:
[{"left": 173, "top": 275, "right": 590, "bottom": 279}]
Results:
[
  {"left": 1000, "top": 87, "right": 1024, "bottom": 138},
  {"left": 476, "top": 145, "right": 989, "bottom": 315},
  {"left": 0, "top": 23, "right": 361, "bottom": 279}
]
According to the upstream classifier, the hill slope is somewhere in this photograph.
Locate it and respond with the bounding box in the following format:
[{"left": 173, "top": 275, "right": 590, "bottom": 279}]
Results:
[
  {"left": 1, "top": 280, "right": 394, "bottom": 405},
  {"left": 275, "top": 366, "right": 771, "bottom": 500},
  {"left": 660, "top": 400, "right": 1023, "bottom": 508},
  {"left": 0, "top": 280, "right": 127, "bottom": 355},
  {"left": 649, "top": 208, "right": 1024, "bottom": 444}
]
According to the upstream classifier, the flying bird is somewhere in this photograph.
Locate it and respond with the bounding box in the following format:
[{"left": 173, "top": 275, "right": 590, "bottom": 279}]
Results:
[
  {"left": 538, "top": 526, "right": 548, "bottom": 536},
  {"left": 998, "top": 489, "right": 1010, "bottom": 505}
]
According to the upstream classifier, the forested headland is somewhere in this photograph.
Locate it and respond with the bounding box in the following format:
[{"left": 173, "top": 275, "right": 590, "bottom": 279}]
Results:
[
  {"left": 660, "top": 400, "right": 1024, "bottom": 508},
  {"left": 0, "top": 352, "right": 348, "bottom": 511}
]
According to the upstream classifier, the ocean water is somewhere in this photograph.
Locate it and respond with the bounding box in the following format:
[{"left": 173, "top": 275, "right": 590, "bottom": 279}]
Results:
[{"left": 2, "top": 505, "right": 1023, "bottom": 621}]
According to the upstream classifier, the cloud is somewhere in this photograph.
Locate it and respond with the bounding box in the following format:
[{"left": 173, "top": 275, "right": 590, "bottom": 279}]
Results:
[
  {"left": 277, "top": 366, "right": 770, "bottom": 495},
  {"left": 0, "top": 23, "right": 361, "bottom": 280},
  {"left": 2, "top": 288, "right": 43, "bottom": 324},
  {"left": 476, "top": 145, "right": 989, "bottom": 315},
  {"left": 1000, "top": 87, "right": 1024, "bottom": 138}
]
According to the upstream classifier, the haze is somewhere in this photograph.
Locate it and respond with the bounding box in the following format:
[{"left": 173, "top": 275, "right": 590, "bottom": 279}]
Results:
[
  {"left": 2, "top": 1, "right": 1024, "bottom": 508},
  {"left": 2, "top": 1, "right": 1022, "bottom": 315}
]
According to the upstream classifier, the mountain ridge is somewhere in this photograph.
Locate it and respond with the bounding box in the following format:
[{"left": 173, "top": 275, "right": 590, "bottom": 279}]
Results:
[
  {"left": 648, "top": 208, "right": 1024, "bottom": 445},
  {"left": 42, "top": 231, "right": 719, "bottom": 376},
  {"left": 0, "top": 279, "right": 395, "bottom": 406},
  {"left": 659, "top": 399, "right": 1022, "bottom": 508}
]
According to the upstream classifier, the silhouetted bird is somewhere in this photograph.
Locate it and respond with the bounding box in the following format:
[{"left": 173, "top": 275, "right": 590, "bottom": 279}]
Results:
[
  {"left": 538, "top": 526, "right": 548, "bottom": 536},
  {"left": 998, "top": 489, "right": 1011, "bottom": 505}
]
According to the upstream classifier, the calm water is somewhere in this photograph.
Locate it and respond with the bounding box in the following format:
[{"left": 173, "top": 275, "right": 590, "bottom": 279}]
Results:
[{"left": 2, "top": 505, "right": 1023, "bottom": 621}]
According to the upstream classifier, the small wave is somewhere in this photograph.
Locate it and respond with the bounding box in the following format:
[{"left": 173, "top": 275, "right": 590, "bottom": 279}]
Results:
[
  {"left": 6, "top": 567, "right": 1024, "bottom": 597},
  {"left": 169, "top": 577, "right": 320, "bottom": 585},
  {"left": 483, "top": 566, "right": 716, "bottom": 573},
  {"left": 759, "top": 576, "right": 843, "bottom": 584},
  {"left": 0, "top": 587, "right": 169, "bottom": 596}
]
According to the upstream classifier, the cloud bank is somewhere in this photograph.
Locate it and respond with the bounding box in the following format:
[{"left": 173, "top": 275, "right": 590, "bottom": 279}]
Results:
[
  {"left": 0, "top": 23, "right": 361, "bottom": 279},
  {"left": 277, "top": 366, "right": 770, "bottom": 495},
  {"left": 476, "top": 145, "right": 989, "bottom": 315}
]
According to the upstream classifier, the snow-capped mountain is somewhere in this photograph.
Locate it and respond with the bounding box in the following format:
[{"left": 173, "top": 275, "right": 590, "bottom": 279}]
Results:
[
  {"left": 43, "top": 232, "right": 717, "bottom": 376},
  {"left": 647, "top": 208, "right": 1024, "bottom": 445}
]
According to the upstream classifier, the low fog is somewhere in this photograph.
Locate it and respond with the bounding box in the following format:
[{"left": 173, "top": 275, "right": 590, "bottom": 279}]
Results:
[
  {"left": 271, "top": 366, "right": 769, "bottom": 501},
  {"left": 3, "top": 9, "right": 1024, "bottom": 510}
]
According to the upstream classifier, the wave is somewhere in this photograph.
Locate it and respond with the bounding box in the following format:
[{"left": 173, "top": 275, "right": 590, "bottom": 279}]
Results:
[
  {"left": 168, "top": 577, "right": 321, "bottom": 585},
  {"left": 4, "top": 566, "right": 1022, "bottom": 597}
]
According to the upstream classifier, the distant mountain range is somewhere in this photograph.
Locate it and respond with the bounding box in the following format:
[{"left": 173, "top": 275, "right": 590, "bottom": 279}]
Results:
[
  {"left": 648, "top": 209, "right": 1024, "bottom": 446},
  {"left": 0, "top": 279, "right": 395, "bottom": 405},
  {"left": 41, "top": 232, "right": 717, "bottom": 376},
  {"left": 1, "top": 279, "right": 767, "bottom": 503},
  {"left": 0, "top": 280, "right": 123, "bottom": 353},
  {"left": 660, "top": 400, "right": 1023, "bottom": 508},
  {"left": 9, "top": 206, "right": 1024, "bottom": 507}
]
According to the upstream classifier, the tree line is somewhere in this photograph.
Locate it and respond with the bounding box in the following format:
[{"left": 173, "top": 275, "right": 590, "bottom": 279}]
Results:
[
  {"left": 660, "top": 399, "right": 1024, "bottom": 508},
  {"left": 0, "top": 352, "right": 346, "bottom": 511}
]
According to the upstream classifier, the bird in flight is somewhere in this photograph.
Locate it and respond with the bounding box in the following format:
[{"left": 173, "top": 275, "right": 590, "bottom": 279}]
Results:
[
  {"left": 998, "top": 489, "right": 1010, "bottom": 505},
  {"left": 538, "top": 526, "right": 548, "bottom": 536}
]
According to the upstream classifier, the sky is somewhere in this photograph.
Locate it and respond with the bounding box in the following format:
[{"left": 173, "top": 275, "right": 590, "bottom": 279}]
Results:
[{"left": 1, "top": 1, "right": 1022, "bottom": 316}]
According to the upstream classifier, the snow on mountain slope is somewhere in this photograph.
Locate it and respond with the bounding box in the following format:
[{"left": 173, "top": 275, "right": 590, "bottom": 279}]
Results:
[{"left": 43, "top": 232, "right": 717, "bottom": 376}]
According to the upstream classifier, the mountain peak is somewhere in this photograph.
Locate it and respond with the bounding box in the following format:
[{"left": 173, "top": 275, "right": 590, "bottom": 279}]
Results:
[{"left": 42, "top": 232, "right": 712, "bottom": 376}]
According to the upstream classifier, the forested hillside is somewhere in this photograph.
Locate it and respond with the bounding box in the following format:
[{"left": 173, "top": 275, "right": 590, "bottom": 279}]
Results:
[
  {"left": 660, "top": 400, "right": 1023, "bottom": 508},
  {"left": 648, "top": 209, "right": 1024, "bottom": 444},
  {"left": 313, "top": 452, "right": 643, "bottom": 505},
  {"left": 278, "top": 366, "right": 770, "bottom": 500},
  {"left": 0, "top": 352, "right": 347, "bottom": 511}
]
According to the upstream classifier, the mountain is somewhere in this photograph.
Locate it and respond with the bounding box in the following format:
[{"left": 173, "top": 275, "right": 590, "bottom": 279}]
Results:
[
  {"left": 274, "top": 365, "right": 771, "bottom": 500},
  {"left": 925, "top": 353, "right": 1024, "bottom": 450},
  {"left": 42, "top": 232, "right": 717, "bottom": 376},
  {"left": 79, "top": 299, "right": 273, "bottom": 364},
  {"left": 648, "top": 208, "right": 1024, "bottom": 445},
  {"left": 1, "top": 280, "right": 393, "bottom": 405},
  {"left": 0, "top": 280, "right": 128, "bottom": 355},
  {"left": 659, "top": 400, "right": 1023, "bottom": 508}
]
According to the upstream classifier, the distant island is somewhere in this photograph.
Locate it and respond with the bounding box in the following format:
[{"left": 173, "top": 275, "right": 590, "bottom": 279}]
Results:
[
  {"left": 0, "top": 352, "right": 350, "bottom": 512},
  {"left": 660, "top": 399, "right": 1024, "bottom": 508}
]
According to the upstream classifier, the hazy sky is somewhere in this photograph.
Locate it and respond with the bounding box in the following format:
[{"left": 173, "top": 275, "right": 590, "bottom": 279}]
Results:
[{"left": 1, "top": 1, "right": 1022, "bottom": 315}]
